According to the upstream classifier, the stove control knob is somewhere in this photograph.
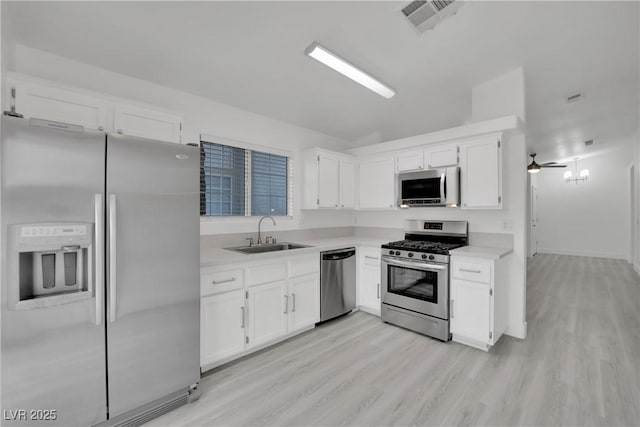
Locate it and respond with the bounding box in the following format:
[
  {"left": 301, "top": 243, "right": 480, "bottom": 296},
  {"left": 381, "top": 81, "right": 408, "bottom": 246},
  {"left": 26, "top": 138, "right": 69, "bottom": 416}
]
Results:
[
  {"left": 389, "top": 250, "right": 394, "bottom": 255},
  {"left": 422, "top": 254, "right": 428, "bottom": 259},
  {"left": 428, "top": 255, "right": 435, "bottom": 261},
  {"left": 408, "top": 252, "right": 414, "bottom": 258},
  {"left": 395, "top": 251, "right": 401, "bottom": 256}
]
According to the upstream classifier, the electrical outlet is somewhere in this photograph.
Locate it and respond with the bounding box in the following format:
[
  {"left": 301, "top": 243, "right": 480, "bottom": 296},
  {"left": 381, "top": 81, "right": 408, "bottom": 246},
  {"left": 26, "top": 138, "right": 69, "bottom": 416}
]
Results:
[{"left": 502, "top": 219, "right": 513, "bottom": 231}]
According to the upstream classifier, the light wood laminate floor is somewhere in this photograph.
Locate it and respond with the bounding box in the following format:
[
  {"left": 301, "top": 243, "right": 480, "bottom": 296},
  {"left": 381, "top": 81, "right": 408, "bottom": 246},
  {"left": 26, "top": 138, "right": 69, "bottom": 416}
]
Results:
[{"left": 147, "top": 254, "right": 639, "bottom": 426}]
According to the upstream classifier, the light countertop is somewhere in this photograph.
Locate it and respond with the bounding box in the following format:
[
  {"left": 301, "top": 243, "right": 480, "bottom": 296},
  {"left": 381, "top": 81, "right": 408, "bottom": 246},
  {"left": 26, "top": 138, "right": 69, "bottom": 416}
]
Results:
[
  {"left": 449, "top": 246, "right": 513, "bottom": 260},
  {"left": 201, "top": 237, "right": 388, "bottom": 268}
]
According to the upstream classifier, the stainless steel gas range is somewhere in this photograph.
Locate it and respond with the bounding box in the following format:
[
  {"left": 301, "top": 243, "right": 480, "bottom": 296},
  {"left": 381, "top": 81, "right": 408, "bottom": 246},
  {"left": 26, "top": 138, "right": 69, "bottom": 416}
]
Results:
[{"left": 380, "top": 220, "right": 468, "bottom": 341}]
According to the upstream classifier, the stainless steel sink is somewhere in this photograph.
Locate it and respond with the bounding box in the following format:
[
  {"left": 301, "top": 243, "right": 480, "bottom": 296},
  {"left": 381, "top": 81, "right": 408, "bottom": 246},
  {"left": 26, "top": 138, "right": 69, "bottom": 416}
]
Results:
[{"left": 224, "top": 242, "right": 312, "bottom": 254}]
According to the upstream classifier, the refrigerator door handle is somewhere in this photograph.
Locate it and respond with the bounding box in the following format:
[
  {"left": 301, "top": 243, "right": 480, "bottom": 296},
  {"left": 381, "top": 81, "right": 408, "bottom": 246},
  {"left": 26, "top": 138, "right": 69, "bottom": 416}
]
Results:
[
  {"left": 109, "top": 194, "right": 117, "bottom": 323},
  {"left": 95, "top": 194, "right": 104, "bottom": 326}
]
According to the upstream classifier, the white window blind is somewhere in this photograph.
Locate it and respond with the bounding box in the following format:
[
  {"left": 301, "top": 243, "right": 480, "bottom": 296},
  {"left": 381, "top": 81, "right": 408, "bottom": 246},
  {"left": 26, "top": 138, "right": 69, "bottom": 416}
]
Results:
[{"left": 200, "top": 141, "right": 291, "bottom": 217}]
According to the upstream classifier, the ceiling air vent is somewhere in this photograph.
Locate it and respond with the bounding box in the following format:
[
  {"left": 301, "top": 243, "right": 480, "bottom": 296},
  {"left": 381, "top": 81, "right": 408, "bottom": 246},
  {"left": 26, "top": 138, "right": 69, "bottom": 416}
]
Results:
[
  {"left": 566, "top": 92, "right": 584, "bottom": 103},
  {"left": 401, "top": 0, "right": 464, "bottom": 33},
  {"left": 584, "top": 139, "right": 594, "bottom": 147}
]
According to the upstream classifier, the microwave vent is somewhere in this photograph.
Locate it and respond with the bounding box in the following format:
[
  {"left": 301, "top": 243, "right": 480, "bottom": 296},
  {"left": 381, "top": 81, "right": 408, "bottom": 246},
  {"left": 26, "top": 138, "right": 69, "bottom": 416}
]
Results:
[{"left": 401, "top": 0, "right": 464, "bottom": 33}]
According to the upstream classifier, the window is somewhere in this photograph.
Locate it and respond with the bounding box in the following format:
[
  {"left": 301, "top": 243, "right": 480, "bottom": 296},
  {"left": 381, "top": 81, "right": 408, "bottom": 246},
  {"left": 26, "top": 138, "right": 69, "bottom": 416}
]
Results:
[{"left": 200, "top": 141, "right": 291, "bottom": 217}]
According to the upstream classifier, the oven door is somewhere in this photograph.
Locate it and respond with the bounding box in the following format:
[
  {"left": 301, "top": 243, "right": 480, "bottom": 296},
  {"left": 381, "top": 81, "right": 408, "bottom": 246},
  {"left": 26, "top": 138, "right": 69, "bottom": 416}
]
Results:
[{"left": 381, "top": 256, "right": 449, "bottom": 320}]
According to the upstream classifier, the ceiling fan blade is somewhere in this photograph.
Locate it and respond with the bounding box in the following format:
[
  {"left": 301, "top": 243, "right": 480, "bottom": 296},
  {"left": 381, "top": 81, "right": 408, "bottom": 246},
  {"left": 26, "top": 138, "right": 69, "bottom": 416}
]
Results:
[
  {"left": 540, "top": 164, "right": 567, "bottom": 168},
  {"left": 539, "top": 162, "right": 558, "bottom": 166}
]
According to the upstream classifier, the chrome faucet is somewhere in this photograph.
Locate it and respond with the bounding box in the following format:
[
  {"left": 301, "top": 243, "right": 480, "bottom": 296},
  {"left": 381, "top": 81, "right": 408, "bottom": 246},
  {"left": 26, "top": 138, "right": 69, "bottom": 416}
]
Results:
[{"left": 257, "top": 216, "right": 276, "bottom": 245}]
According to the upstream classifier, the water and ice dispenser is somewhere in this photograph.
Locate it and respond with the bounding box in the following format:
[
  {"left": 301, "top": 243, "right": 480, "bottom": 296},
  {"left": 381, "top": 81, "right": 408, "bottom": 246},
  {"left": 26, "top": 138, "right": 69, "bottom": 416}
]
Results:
[{"left": 11, "top": 223, "right": 93, "bottom": 308}]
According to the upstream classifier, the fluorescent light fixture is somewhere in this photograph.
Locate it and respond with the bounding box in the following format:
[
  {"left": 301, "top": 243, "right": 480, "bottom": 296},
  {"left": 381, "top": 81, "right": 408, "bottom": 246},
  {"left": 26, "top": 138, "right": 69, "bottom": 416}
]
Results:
[{"left": 305, "top": 42, "right": 396, "bottom": 99}]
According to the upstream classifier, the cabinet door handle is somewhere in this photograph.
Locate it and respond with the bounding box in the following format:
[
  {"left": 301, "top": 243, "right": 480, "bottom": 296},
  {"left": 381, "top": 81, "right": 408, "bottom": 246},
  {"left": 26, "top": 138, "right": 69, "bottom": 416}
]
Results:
[
  {"left": 450, "top": 299, "right": 454, "bottom": 318},
  {"left": 117, "top": 129, "right": 123, "bottom": 134},
  {"left": 377, "top": 283, "right": 380, "bottom": 299},
  {"left": 284, "top": 295, "right": 289, "bottom": 314},
  {"left": 365, "top": 256, "right": 379, "bottom": 260},
  {"left": 459, "top": 268, "right": 481, "bottom": 274},
  {"left": 292, "top": 293, "right": 296, "bottom": 312},
  {"left": 98, "top": 126, "right": 104, "bottom": 131},
  {"left": 240, "top": 307, "right": 245, "bottom": 328},
  {"left": 212, "top": 277, "right": 236, "bottom": 285}
]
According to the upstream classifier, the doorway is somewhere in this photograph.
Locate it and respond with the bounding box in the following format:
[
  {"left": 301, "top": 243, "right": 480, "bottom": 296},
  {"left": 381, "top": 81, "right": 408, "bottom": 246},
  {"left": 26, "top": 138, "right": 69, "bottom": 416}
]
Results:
[
  {"left": 530, "top": 184, "right": 538, "bottom": 256},
  {"left": 630, "top": 165, "right": 636, "bottom": 264}
]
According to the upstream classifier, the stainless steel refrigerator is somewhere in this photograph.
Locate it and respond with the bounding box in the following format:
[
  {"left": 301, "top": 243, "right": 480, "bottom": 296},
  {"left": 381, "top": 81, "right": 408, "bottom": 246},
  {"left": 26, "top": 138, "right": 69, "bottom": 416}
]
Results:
[{"left": 1, "top": 116, "right": 200, "bottom": 426}]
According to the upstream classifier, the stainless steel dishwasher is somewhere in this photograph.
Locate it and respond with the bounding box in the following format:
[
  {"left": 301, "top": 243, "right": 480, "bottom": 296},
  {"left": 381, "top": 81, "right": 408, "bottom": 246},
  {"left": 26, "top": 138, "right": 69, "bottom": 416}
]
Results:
[{"left": 320, "top": 247, "right": 356, "bottom": 322}]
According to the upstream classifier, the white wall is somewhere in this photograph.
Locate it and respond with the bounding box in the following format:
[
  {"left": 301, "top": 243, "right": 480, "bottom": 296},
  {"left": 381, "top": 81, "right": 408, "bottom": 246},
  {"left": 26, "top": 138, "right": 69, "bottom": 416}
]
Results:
[
  {"left": 536, "top": 141, "right": 635, "bottom": 260},
  {"left": 5, "top": 44, "right": 353, "bottom": 235},
  {"left": 472, "top": 67, "right": 525, "bottom": 124}
]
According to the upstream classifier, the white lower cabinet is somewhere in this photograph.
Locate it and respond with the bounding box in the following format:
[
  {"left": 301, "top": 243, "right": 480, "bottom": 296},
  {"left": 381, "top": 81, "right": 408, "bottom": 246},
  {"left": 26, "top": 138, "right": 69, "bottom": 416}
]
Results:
[
  {"left": 200, "top": 254, "right": 319, "bottom": 369},
  {"left": 450, "top": 255, "right": 508, "bottom": 351},
  {"left": 201, "top": 289, "right": 246, "bottom": 365},
  {"left": 289, "top": 273, "right": 320, "bottom": 332},
  {"left": 247, "top": 281, "right": 289, "bottom": 348},
  {"left": 358, "top": 247, "right": 382, "bottom": 316}
]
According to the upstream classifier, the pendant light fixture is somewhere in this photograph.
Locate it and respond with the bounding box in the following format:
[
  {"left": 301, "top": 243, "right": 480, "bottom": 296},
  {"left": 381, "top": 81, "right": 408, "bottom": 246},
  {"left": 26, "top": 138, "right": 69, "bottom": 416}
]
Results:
[{"left": 564, "top": 157, "right": 589, "bottom": 183}]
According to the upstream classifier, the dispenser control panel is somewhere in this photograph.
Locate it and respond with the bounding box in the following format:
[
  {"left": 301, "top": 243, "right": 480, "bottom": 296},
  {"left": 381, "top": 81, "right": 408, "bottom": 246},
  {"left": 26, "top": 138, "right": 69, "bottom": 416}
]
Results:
[
  {"left": 15, "top": 223, "right": 92, "bottom": 249},
  {"left": 21, "top": 225, "right": 88, "bottom": 237}
]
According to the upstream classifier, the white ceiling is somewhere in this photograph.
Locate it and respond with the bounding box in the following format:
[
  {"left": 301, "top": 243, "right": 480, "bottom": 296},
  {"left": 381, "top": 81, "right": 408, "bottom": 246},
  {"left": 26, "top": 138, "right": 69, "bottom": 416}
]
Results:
[{"left": 3, "top": 1, "right": 639, "bottom": 162}]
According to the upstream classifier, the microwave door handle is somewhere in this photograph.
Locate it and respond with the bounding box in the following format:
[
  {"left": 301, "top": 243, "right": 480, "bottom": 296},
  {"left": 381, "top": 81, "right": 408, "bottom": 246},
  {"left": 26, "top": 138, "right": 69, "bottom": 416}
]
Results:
[
  {"left": 385, "top": 258, "right": 447, "bottom": 271},
  {"left": 440, "top": 173, "right": 446, "bottom": 202}
]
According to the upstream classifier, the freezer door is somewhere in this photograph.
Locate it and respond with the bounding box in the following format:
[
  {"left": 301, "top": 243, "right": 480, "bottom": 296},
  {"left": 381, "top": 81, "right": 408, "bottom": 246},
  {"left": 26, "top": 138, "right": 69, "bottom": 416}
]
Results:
[
  {"left": 105, "top": 135, "right": 200, "bottom": 418},
  {"left": 0, "top": 116, "right": 107, "bottom": 426}
]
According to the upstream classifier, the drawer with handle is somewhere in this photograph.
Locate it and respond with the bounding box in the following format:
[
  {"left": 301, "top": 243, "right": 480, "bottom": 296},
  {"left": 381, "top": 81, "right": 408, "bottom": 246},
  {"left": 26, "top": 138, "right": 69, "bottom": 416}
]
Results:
[
  {"left": 451, "top": 261, "right": 490, "bottom": 283},
  {"left": 201, "top": 268, "right": 244, "bottom": 296}
]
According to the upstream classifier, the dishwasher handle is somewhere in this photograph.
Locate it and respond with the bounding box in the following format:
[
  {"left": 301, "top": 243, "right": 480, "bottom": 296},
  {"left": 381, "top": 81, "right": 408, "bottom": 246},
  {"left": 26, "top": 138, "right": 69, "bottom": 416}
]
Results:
[{"left": 322, "top": 250, "right": 356, "bottom": 261}]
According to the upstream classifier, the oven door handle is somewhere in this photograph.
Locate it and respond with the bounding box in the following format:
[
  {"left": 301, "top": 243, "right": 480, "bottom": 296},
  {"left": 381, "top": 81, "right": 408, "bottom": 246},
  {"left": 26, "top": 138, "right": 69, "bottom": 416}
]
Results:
[{"left": 383, "top": 258, "right": 447, "bottom": 271}]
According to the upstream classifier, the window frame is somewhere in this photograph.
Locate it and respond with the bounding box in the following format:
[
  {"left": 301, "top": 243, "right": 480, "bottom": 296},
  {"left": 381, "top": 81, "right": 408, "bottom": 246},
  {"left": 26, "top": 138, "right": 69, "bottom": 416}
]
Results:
[{"left": 199, "top": 134, "right": 294, "bottom": 220}]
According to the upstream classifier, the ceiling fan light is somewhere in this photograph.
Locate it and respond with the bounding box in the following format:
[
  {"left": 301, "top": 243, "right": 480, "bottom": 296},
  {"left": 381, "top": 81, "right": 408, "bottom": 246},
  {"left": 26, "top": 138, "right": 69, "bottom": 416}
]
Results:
[
  {"left": 527, "top": 164, "right": 541, "bottom": 174},
  {"left": 580, "top": 169, "right": 589, "bottom": 178},
  {"left": 564, "top": 170, "right": 573, "bottom": 180}
]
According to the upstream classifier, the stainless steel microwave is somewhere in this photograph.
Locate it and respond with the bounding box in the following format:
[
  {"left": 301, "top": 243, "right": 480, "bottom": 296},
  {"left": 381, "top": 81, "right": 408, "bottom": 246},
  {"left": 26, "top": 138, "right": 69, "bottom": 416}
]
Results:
[{"left": 398, "top": 167, "right": 460, "bottom": 207}]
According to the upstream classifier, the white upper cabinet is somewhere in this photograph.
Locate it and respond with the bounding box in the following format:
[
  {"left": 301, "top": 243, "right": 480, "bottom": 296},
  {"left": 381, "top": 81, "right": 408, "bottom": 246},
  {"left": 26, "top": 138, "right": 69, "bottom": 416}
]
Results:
[
  {"left": 358, "top": 156, "right": 395, "bottom": 209},
  {"left": 425, "top": 145, "right": 458, "bottom": 169},
  {"left": 339, "top": 160, "right": 356, "bottom": 209},
  {"left": 317, "top": 153, "right": 340, "bottom": 208},
  {"left": 8, "top": 76, "right": 183, "bottom": 143},
  {"left": 459, "top": 136, "right": 502, "bottom": 209},
  {"left": 396, "top": 150, "right": 424, "bottom": 173},
  {"left": 302, "top": 148, "right": 355, "bottom": 210},
  {"left": 13, "top": 81, "right": 109, "bottom": 131},
  {"left": 114, "top": 104, "right": 182, "bottom": 144}
]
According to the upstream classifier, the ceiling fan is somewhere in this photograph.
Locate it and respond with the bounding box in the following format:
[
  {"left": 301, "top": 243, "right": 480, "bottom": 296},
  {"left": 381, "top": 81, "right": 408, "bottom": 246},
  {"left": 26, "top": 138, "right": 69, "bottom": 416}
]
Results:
[{"left": 527, "top": 154, "right": 566, "bottom": 174}]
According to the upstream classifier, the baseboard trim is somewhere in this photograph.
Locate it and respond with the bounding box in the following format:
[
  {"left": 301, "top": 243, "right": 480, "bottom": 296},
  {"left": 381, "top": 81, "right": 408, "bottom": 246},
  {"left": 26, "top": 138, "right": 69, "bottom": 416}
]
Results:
[
  {"left": 537, "top": 248, "right": 627, "bottom": 260},
  {"left": 505, "top": 321, "right": 526, "bottom": 339}
]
